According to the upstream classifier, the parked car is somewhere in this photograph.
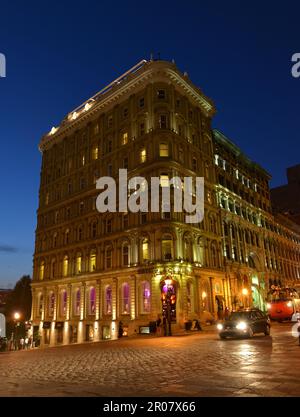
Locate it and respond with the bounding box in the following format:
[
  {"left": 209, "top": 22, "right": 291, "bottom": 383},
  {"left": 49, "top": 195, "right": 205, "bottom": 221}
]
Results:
[
  {"left": 0, "top": 337, "right": 8, "bottom": 351},
  {"left": 217, "top": 308, "right": 271, "bottom": 339}
]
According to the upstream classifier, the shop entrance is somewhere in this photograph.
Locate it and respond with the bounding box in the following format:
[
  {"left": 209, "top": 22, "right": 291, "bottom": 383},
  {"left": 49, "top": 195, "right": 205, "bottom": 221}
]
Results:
[{"left": 160, "top": 279, "right": 177, "bottom": 322}]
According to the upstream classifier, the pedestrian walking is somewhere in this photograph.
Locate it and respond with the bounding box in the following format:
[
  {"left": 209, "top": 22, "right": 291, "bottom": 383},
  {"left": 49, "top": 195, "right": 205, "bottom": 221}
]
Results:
[{"left": 20, "top": 337, "right": 25, "bottom": 350}]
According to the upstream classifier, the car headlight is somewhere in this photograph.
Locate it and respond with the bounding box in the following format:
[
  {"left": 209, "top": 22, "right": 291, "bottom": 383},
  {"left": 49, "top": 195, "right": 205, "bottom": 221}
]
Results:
[
  {"left": 287, "top": 301, "right": 292, "bottom": 308},
  {"left": 217, "top": 323, "right": 223, "bottom": 331},
  {"left": 267, "top": 303, "right": 271, "bottom": 309},
  {"left": 236, "top": 321, "right": 247, "bottom": 330}
]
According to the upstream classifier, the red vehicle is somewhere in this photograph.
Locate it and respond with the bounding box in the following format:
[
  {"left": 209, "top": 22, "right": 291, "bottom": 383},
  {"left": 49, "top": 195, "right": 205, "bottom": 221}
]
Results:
[{"left": 267, "top": 287, "right": 300, "bottom": 321}]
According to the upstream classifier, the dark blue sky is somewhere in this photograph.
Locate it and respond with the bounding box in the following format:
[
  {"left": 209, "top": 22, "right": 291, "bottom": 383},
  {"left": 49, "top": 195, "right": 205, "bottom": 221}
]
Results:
[{"left": 0, "top": 0, "right": 299, "bottom": 286}]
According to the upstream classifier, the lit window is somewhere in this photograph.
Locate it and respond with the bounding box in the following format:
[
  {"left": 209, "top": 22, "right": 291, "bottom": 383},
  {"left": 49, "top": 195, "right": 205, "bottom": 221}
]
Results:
[
  {"left": 140, "top": 148, "right": 147, "bottom": 163},
  {"left": 76, "top": 254, "right": 82, "bottom": 274},
  {"left": 160, "top": 174, "right": 169, "bottom": 187},
  {"left": 48, "top": 292, "right": 55, "bottom": 316},
  {"left": 89, "top": 287, "right": 96, "bottom": 315},
  {"left": 122, "top": 132, "right": 128, "bottom": 145},
  {"left": 92, "top": 146, "right": 99, "bottom": 160},
  {"left": 159, "top": 143, "right": 169, "bottom": 157},
  {"left": 45, "top": 193, "right": 49, "bottom": 205},
  {"left": 60, "top": 291, "right": 67, "bottom": 317},
  {"left": 141, "top": 281, "right": 151, "bottom": 313},
  {"left": 90, "top": 250, "right": 96, "bottom": 272},
  {"left": 39, "top": 261, "right": 45, "bottom": 280},
  {"left": 82, "top": 155, "right": 85, "bottom": 166},
  {"left": 74, "top": 289, "right": 80, "bottom": 316},
  {"left": 142, "top": 240, "right": 149, "bottom": 261},
  {"left": 63, "top": 256, "right": 69, "bottom": 277},
  {"left": 122, "top": 283, "right": 130, "bottom": 314},
  {"left": 105, "top": 286, "right": 112, "bottom": 314}
]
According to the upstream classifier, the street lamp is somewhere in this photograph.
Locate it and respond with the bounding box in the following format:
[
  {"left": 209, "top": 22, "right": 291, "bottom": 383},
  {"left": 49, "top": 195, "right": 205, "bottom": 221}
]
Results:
[{"left": 13, "top": 312, "right": 21, "bottom": 350}]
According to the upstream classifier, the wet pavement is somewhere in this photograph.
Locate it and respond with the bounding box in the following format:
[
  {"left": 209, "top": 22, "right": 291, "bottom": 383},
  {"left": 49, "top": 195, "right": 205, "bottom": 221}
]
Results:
[{"left": 0, "top": 322, "right": 299, "bottom": 397}]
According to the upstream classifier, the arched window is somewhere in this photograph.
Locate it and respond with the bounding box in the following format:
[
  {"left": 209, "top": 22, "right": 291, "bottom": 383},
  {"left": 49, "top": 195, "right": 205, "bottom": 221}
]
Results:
[
  {"left": 105, "top": 247, "right": 112, "bottom": 269},
  {"left": 142, "top": 239, "right": 149, "bottom": 262},
  {"left": 39, "top": 261, "right": 45, "bottom": 281},
  {"left": 141, "top": 281, "right": 151, "bottom": 313},
  {"left": 211, "top": 244, "right": 218, "bottom": 267},
  {"left": 105, "top": 285, "right": 112, "bottom": 315},
  {"left": 48, "top": 292, "right": 55, "bottom": 316},
  {"left": 76, "top": 253, "right": 82, "bottom": 274},
  {"left": 184, "top": 237, "right": 193, "bottom": 261},
  {"left": 162, "top": 234, "right": 173, "bottom": 261},
  {"left": 89, "top": 250, "right": 96, "bottom": 272},
  {"left": 121, "top": 282, "right": 130, "bottom": 314},
  {"left": 53, "top": 232, "right": 57, "bottom": 248},
  {"left": 60, "top": 290, "right": 67, "bottom": 316},
  {"left": 63, "top": 256, "right": 68, "bottom": 277},
  {"left": 122, "top": 244, "right": 129, "bottom": 266},
  {"left": 187, "top": 281, "right": 194, "bottom": 314},
  {"left": 74, "top": 289, "right": 81, "bottom": 316},
  {"left": 89, "top": 287, "right": 96, "bottom": 315},
  {"left": 37, "top": 294, "right": 43, "bottom": 317}
]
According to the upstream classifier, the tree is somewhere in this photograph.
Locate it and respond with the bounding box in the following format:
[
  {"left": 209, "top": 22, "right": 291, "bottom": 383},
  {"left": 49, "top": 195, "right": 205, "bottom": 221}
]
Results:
[{"left": 5, "top": 275, "right": 32, "bottom": 338}]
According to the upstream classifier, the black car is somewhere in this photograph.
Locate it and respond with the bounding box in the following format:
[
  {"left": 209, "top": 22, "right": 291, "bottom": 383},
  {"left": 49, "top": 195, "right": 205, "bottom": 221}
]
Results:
[{"left": 217, "top": 308, "right": 271, "bottom": 339}]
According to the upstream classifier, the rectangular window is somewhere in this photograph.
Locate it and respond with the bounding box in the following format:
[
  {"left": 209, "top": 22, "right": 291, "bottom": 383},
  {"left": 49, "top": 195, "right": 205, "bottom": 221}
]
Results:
[
  {"left": 157, "top": 89, "right": 165, "bottom": 99},
  {"left": 123, "top": 108, "right": 128, "bottom": 118},
  {"left": 159, "top": 115, "right": 167, "bottom": 129},
  {"left": 92, "top": 146, "right": 99, "bottom": 160},
  {"left": 160, "top": 174, "right": 169, "bottom": 187},
  {"left": 159, "top": 143, "right": 169, "bottom": 157},
  {"left": 123, "top": 157, "right": 128, "bottom": 169},
  {"left": 142, "top": 242, "right": 149, "bottom": 261},
  {"left": 108, "top": 116, "right": 113, "bottom": 128},
  {"left": 141, "top": 213, "right": 147, "bottom": 224},
  {"left": 139, "top": 97, "right": 144, "bottom": 107},
  {"left": 121, "top": 132, "right": 128, "bottom": 145},
  {"left": 140, "top": 122, "right": 145, "bottom": 136},
  {"left": 140, "top": 148, "right": 147, "bottom": 163}
]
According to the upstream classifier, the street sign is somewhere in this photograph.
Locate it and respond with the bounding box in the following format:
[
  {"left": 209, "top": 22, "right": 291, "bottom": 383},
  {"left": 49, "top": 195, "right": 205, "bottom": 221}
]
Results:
[{"left": 0, "top": 313, "right": 5, "bottom": 338}]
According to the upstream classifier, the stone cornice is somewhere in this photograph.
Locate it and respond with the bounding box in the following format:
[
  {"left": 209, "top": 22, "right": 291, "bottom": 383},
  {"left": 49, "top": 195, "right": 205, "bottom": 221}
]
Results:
[{"left": 39, "top": 60, "right": 215, "bottom": 152}]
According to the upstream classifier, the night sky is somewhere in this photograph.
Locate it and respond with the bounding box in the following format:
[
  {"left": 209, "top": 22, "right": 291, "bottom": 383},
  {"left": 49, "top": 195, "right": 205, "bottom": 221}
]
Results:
[{"left": 0, "top": 0, "right": 299, "bottom": 287}]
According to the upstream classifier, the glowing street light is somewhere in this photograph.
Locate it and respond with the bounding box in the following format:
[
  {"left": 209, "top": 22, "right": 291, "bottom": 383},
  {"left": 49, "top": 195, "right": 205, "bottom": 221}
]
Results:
[
  {"left": 14, "top": 312, "right": 21, "bottom": 321},
  {"left": 242, "top": 288, "right": 248, "bottom": 296}
]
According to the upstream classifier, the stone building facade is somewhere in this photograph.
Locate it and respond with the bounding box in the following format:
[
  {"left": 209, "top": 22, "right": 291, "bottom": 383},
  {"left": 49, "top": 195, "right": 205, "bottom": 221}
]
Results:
[{"left": 30, "top": 59, "right": 300, "bottom": 346}]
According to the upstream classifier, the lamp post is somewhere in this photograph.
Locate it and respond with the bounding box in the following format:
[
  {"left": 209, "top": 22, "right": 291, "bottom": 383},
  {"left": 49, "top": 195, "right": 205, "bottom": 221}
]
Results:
[{"left": 13, "top": 312, "right": 21, "bottom": 350}]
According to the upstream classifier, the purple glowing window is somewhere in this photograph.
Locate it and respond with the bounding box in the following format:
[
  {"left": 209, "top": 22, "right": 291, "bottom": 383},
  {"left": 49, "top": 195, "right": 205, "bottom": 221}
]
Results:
[{"left": 122, "top": 283, "right": 130, "bottom": 314}]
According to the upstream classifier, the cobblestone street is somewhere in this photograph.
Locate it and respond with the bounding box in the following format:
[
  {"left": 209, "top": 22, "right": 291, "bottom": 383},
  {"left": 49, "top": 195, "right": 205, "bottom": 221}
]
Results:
[{"left": 0, "top": 323, "right": 299, "bottom": 397}]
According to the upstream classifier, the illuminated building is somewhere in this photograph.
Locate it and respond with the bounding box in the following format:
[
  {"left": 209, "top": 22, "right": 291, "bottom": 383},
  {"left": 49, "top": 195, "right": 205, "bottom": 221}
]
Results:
[{"left": 31, "top": 59, "right": 300, "bottom": 346}]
